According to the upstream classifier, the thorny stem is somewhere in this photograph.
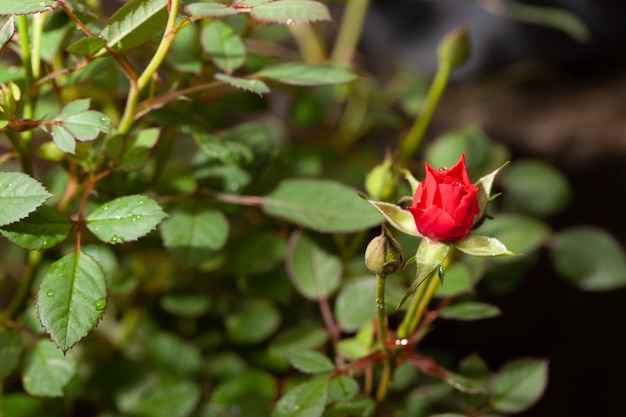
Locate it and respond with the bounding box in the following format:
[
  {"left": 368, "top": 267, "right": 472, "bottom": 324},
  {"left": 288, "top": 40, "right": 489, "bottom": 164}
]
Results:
[
  {"left": 375, "top": 275, "right": 389, "bottom": 351},
  {"left": 399, "top": 61, "right": 452, "bottom": 166},
  {"left": 331, "top": 0, "right": 371, "bottom": 66}
]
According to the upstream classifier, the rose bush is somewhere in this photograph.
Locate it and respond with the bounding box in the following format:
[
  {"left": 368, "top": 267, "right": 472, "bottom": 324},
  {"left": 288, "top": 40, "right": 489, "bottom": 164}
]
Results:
[{"left": 408, "top": 154, "right": 479, "bottom": 241}]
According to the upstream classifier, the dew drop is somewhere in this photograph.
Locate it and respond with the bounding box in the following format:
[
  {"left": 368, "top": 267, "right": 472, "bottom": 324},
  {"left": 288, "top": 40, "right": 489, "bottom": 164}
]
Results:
[
  {"left": 103, "top": 206, "right": 109, "bottom": 210},
  {"left": 95, "top": 298, "right": 107, "bottom": 311},
  {"left": 42, "top": 240, "right": 48, "bottom": 246},
  {"left": 46, "top": 290, "right": 54, "bottom": 297},
  {"left": 395, "top": 338, "right": 408, "bottom": 346},
  {"left": 286, "top": 18, "right": 293, "bottom": 25}
]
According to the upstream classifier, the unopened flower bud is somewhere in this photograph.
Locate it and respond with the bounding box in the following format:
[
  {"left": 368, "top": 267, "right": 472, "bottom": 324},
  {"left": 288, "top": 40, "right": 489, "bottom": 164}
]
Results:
[
  {"left": 365, "top": 225, "right": 403, "bottom": 277},
  {"left": 365, "top": 152, "right": 398, "bottom": 201}
]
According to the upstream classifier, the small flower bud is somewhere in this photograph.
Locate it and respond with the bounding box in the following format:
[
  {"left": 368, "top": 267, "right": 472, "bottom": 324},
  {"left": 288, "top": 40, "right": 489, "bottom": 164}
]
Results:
[
  {"left": 437, "top": 26, "right": 470, "bottom": 69},
  {"left": 365, "top": 152, "right": 398, "bottom": 201},
  {"left": 365, "top": 225, "right": 403, "bottom": 277}
]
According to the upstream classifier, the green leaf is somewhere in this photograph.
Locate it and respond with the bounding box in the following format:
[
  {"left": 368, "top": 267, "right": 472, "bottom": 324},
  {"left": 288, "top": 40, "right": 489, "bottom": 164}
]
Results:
[
  {"left": 225, "top": 299, "right": 281, "bottom": 344},
  {"left": 334, "top": 277, "right": 375, "bottom": 332},
  {"left": 205, "top": 370, "right": 275, "bottom": 417},
  {"left": 62, "top": 110, "right": 111, "bottom": 141},
  {"left": 264, "top": 179, "right": 382, "bottom": 233},
  {"left": 455, "top": 235, "right": 517, "bottom": 257},
  {"left": 36, "top": 251, "right": 107, "bottom": 352},
  {"left": 328, "top": 374, "right": 359, "bottom": 402},
  {"left": 269, "top": 324, "right": 328, "bottom": 358},
  {"left": 118, "top": 127, "right": 160, "bottom": 171},
  {"left": 51, "top": 125, "right": 77, "bottom": 153},
  {"left": 160, "top": 202, "right": 229, "bottom": 267},
  {"left": 0, "top": 0, "right": 57, "bottom": 15},
  {"left": 0, "top": 17, "right": 15, "bottom": 55},
  {"left": 0, "top": 331, "right": 24, "bottom": 380},
  {"left": 440, "top": 302, "right": 501, "bottom": 321},
  {"left": 289, "top": 350, "right": 334, "bottom": 374},
  {"left": 56, "top": 98, "right": 90, "bottom": 118},
  {"left": 131, "top": 380, "right": 200, "bottom": 417},
  {"left": 66, "top": 37, "right": 107, "bottom": 57},
  {"left": 362, "top": 198, "right": 420, "bottom": 237},
  {"left": 231, "top": 228, "right": 287, "bottom": 275},
  {"left": 160, "top": 293, "right": 211, "bottom": 318},
  {"left": 504, "top": 1, "right": 590, "bottom": 42},
  {"left": 21, "top": 340, "right": 76, "bottom": 397},
  {"left": 0, "top": 204, "right": 71, "bottom": 250},
  {"left": 273, "top": 376, "right": 329, "bottom": 417},
  {"left": 408, "top": 354, "right": 487, "bottom": 395},
  {"left": 216, "top": 73, "right": 270, "bottom": 95},
  {"left": 286, "top": 231, "right": 342, "bottom": 300},
  {"left": 256, "top": 63, "right": 357, "bottom": 86},
  {"left": 550, "top": 226, "right": 626, "bottom": 291},
  {"left": 185, "top": 2, "right": 240, "bottom": 19},
  {"left": 500, "top": 159, "right": 571, "bottom": 217},
  {"left": 86, "top": 195, "right": 167, "bottom": 244},
  {"left": 0, "top": 172, "right": 52, "bottom": 226},
  {"left": 201, "top": 20, "right": 246, "bottom": 73},
  {"left": 0, "top": 394, "right": 45, "bottom": 416},
  {"left": 148, "top": 332, "right": 203, "bottom": 378},
  {"left": 100, "top": 0, "right": 169, "bottom": 51},
  {"left": 476, "top": 214, "right": 551, "bottom": 255},
  {"left": 491, "top": 358, "right": 549, "bottom": 413},
  {"left": 251, "top": 0, "right": 331, "bottom": 24}
]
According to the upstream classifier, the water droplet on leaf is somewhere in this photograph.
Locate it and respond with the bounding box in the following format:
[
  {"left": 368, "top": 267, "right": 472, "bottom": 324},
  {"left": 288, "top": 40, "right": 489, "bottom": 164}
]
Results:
[
  {"left": 46, "top": 290, "right": 54, "bottom": 297},
  {"left": 95, "top": 298, "right": 106, "bottom": 311}
]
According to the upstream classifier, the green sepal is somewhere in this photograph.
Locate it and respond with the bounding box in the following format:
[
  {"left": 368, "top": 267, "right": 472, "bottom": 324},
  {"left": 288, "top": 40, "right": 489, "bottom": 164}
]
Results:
[
  {"left": 397, "top": 239, "right": 449, "bottom": 309},
  {"left": 473, "top": 161, "right": 509, "bottom": 225},
  {"left": 360, "top": 195, "right": 421, "bottom": 237},
  {"left": 455, "top": 234, "right": 518, "bottom": 257}
]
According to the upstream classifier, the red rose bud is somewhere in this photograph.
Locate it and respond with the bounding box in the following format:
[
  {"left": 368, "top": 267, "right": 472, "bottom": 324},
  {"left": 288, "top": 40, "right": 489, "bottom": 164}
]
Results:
[{"left": 408, "top": 154, "right": 479, "bottom": 242}]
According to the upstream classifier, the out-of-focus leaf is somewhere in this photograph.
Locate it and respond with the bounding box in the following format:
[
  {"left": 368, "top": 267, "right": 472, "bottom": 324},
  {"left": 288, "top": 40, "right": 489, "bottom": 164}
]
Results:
[
  {"left": 250, "top": 0, "right": 331, "bottom": 24},
  {"left": 160, "top": 202, "right": 229, "bottom": 267},
  {"left": 328, "top": 374, "right": 359, "bottom": 402},
  {"left": 264, "top": 179, "right": 382, "bottom": 233},
  {"left": 550, "top": 226, "right": 626, "bottom": 291},
  {"left": 0, "top": 204, "right": 71, "bottom": 250},
  {"left": 491, "top": 358, "right": 549, "bottom": 413},
  {"left": 334, "top": 277, "right": 375, "bottom": 332},
  {"left": 0, "top": 331, "right": 24, "bottom": 380},
  {"left": 440, "top": 302, "right": 501, "bottom": 321},
  {"left": 476, "top": 214, "right": 551, "bottom": 256},
  {"left": 21, "top": 340, "right": 76, "bottom": 397},
  {"left": 225, "top": 299, "right": 281, "bottom": 344},
  {"left": 185, "top": 2, "right": 240, "bottom": 19},
  {"left": 0, "top": 172, "right": 51, "bottom": 226},
  {"left": 286, "top": 231, "right": 342, "bottom": 300},
  {"left": 130, "top": 381, "right": 200, "bottom": 417},
  {"left": 273, "top": 376, "right": 329, "bottom": 417},
  {"left": 201, "top": 20, "right": 246, "bottom": 73},
  {"left": 66, "top": 37, "right": 107, "bottom": 57},
  {"left": 500, "top": 159, "right": 571, "bottom": 217},
  {"left": 269, "top": 325, "right": 329, "bottom": 358},
  {"left": 256, "top": 63, "right": 357, "bottom": 86},
  {"left": 289, "top": 350, "right": 334, "bottom": 374},
  {"left": 216, "top": 73, "right": 270, "bottom": 95},
  {"left": 0, "top": 1, "right": 57, "bottom": 15}
]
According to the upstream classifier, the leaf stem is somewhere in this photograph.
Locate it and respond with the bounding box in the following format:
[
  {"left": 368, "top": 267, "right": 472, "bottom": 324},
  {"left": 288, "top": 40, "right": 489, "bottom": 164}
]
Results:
[
  {"left": 331, "top": 0, "right": 371, "bottom": 66},
  {"left": 117, "top": 1, "right": 187, "bottom": 134},
  {"left": 398, "top": 61, "right": 452, "bottom": 166},
  {"left": 375, "top": 274, "right": 389, "bottom": 350}
]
